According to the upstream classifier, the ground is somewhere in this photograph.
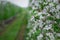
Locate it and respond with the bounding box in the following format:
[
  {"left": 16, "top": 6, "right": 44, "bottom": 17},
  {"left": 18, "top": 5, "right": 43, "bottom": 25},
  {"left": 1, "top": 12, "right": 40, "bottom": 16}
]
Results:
[{"left": 0, "top": 11, "right": 27, "bottom": 40}]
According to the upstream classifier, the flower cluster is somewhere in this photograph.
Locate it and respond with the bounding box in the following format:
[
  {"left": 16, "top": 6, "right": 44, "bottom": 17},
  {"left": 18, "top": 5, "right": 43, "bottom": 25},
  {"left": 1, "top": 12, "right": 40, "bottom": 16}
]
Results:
[{"left": 25, "top": 0, "right": 60, "bottom": 40}]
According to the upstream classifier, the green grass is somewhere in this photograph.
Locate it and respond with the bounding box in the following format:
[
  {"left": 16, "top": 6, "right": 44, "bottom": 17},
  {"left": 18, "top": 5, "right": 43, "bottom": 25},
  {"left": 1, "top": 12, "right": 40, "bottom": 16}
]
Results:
[{"left": 0, "top": 10, "right": 27, "bottom": 40}]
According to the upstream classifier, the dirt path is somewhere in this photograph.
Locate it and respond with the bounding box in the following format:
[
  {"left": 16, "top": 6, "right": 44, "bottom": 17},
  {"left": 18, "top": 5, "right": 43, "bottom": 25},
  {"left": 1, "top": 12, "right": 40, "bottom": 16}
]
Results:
[
  {"left": 16, "top": 25, "right": 26, "bottom": 40},
  {"left": 16, "top": 13, "right": 27, "bottom": 40},
  {"left": 15, "top": 12, "right": 27, "bottom": 40}
]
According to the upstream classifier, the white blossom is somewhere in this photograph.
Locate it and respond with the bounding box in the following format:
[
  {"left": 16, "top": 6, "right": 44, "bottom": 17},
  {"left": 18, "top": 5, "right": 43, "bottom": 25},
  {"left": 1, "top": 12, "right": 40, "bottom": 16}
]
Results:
[
  {"left": 26, "top": 0, "right": 60, "bottom": 40},
  {"left": 43, "top": 24, "right": 52, "bottom": 30},
  {"left": 56, "top": 5, "right": 60, "bottom": 11},
  {"left": 37, "top": 34, "right": 43, "bottom": 40},
  {"left": 49, "top": 3, "right": 54, "bottom": 7},
  {"left": 46, "top": 33, "right": 55, "bottom": 40}
]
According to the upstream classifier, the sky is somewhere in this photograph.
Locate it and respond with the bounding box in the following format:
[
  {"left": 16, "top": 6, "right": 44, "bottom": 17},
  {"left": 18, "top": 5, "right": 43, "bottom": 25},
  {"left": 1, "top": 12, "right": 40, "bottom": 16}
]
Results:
[{"left": 7, "top": 0, "right": 29, "bottom": 8}]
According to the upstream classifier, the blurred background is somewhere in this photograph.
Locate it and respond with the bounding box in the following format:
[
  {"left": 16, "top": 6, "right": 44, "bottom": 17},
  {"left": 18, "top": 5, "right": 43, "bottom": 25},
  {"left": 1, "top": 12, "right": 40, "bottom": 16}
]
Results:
[{"left": 0, "top": 0, "right": 29, "bottom": 40}]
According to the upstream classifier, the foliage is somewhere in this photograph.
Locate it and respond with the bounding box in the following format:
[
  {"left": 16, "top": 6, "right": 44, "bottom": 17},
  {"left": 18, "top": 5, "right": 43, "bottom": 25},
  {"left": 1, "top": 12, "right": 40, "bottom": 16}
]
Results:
[{"left": 25, "top": 0, "right": 60, "bottom": 40}]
